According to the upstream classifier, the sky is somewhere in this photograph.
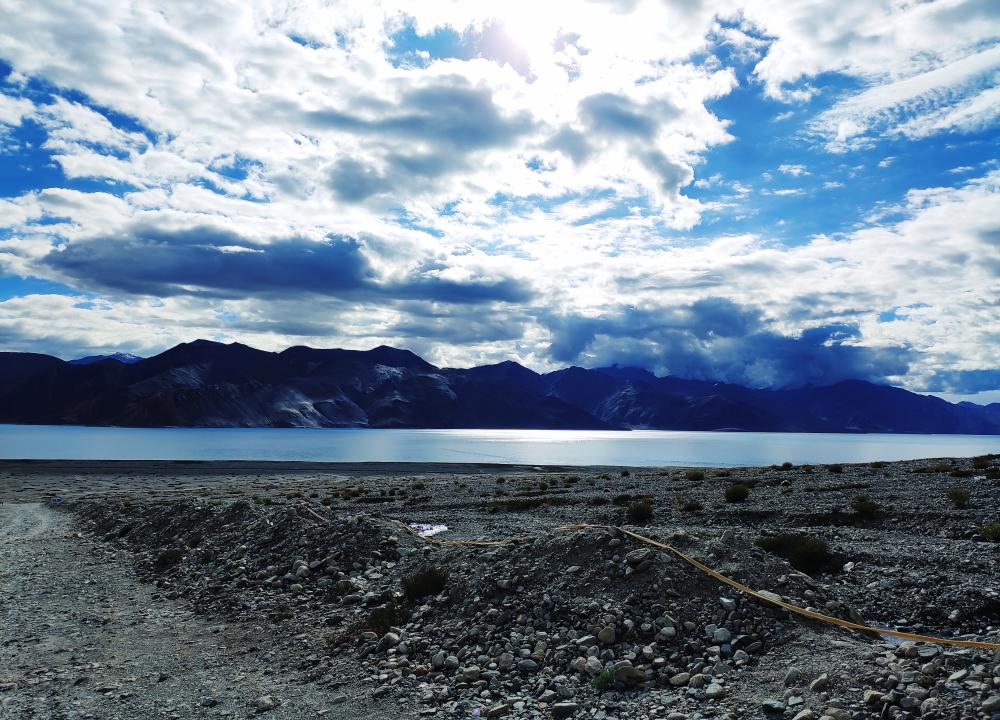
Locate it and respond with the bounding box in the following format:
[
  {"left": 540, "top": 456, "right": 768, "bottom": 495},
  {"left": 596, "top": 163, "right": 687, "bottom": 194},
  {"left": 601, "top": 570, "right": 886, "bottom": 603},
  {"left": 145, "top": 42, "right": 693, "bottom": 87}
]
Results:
[{"left": 0, "top": 1, "right": 998, "bottom": 403}]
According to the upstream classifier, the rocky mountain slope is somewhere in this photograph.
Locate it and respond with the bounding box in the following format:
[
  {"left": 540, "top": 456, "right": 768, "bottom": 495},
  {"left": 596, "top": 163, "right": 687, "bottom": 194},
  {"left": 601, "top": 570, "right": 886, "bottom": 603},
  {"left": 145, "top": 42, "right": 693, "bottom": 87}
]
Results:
[{"left": 1, "top": 340, "right": 998, "bottom": 433}]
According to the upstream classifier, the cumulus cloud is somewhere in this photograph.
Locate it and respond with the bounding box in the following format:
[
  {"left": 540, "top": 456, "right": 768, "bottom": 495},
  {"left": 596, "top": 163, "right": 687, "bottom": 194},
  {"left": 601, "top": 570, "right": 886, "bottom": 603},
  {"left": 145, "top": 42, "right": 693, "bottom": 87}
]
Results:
[
  {"left": 37, "top": 224, "right": 532, "bottom": 305},
  {"left": 0, "top": 0, "right": 997, "bottom": 396},
  {"left": 544, "top": 298, "right": 912, "bottom": 388}
]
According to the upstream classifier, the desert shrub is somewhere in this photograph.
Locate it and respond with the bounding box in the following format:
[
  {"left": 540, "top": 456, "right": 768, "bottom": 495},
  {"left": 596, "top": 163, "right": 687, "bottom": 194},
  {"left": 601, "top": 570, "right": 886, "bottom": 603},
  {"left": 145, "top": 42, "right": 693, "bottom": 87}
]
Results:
[
  {"left": 686, "top": 470, "right": 705, "bottom": 481},
  {"left": 950, "top": 469, "right": 974, "bottom": 478},
  {"left": 980, "top": 522, "right": 1000, "bottom": 542},
  {"left": 565, "top": 475, "right": 581, "bottom": 484},
  {"left": 620, "top": 469, "right": 630, "bottom": 477},
  {"left": 366, "top": 602, "right": 411, "bottom": 634},
  {"left": 724, "top": 483, "right": 751, "bottom": 503},
  {"left": 680, "top": 498, "right": 703, "bottom": 512},
  {"left": 187, "top": 532, "right": 203, "bottom": 548},
  {"left": 588, "top": 496, "right": 609, "bottom": 506},
  {"left": 827, "top": 464, "right": 843, "bottom": 474},
  {"left": 154, "top": 548, "right": 184, "bottom": 571},
  {"left": 716, "top": 470, "right": 733, "bottom": 478},
  {"left": 592, "top": 666, "right": 615, "bottom": 691},
  {"left": 320, "top": 496, "right": 334, "bottom": 506},
  {"left": 870, "top": 461, "right": 887, "bottom": 469},
  {"left": 972, "top": 456, "right": 992, "bottom": 470},
  {"left": 627, "top": 499, "right": 653, "bottom": 525},
  {"left": 756, "top": 533, "right": 840, "bottom": 574},
  {"left": 780, "top": 462, "right": 794, "bottom": 470},
  {"left": 496, "top": 476, "right": 506, "bottom": 483},
  {"left": 851, "top": 494, "right": 881, "bottom": 517},
  {"left": 538, "top": 482, "right": 548, "bottom": 491},
  {"left": 402, "top": 566, "right": 449, "bottom": 601},
  {"left": 946, "top": 487, "right": 971, "bottom": 509},
  {"left": 612, "top": 494, "right": 633, "bottom": 506}
]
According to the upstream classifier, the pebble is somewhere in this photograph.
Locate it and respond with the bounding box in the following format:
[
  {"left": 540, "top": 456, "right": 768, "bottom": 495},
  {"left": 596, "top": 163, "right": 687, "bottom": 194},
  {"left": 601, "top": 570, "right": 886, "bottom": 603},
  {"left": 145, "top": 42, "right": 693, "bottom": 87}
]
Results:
[
  {"left": 551, "top": 702, "right": 579, "bottom": 718},
  {"left": 255, "top": 695, "right": 277, "bottom": 713},
  {"left": 705, "top": 683, "right": 726, "bottom": 699}
]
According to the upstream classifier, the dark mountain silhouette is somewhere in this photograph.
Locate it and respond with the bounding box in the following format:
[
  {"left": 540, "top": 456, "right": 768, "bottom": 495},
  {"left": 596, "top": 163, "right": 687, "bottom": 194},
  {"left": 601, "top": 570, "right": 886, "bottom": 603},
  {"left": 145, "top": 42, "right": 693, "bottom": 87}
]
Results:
[
  {"left": 69, "top": 352, "right": 143, "bottom": 365},
  {"left": 1, "top": 340, "right": 997, "bottom": 433}
]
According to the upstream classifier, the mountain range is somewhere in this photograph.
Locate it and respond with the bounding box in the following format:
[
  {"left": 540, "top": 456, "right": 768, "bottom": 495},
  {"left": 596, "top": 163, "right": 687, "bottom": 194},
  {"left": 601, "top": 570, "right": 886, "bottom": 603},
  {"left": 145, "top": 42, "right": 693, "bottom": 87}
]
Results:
[{"left": 1, "top": 339, "right": 998, "bottom": 433}]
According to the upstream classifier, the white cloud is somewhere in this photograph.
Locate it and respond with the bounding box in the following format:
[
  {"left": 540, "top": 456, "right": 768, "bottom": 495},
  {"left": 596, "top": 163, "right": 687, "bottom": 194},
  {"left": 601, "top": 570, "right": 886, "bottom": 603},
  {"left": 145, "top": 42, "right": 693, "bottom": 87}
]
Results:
[
  {"left": 0, "top": 0, "right": 998, "bottom": 391},
  {"left": 811, "top": 44, "right": 1000, "bottom": 150},
  {"left": 778, "top": 163, "right": 809, "bottom": 176}
]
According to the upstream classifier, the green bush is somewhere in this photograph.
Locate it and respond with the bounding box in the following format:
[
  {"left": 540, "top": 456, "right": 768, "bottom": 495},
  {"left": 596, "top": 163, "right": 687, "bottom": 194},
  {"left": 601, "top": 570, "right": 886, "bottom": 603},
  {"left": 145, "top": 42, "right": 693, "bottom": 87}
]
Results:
[
  {"left": 592, "top": 666, "right": 614, "bottom": 691},
  {"left": 402, "top": 566, "right": 449, "bottom": 601},
  {"left": 972, "top": 455, "right": 992, "bottom": 470},
  {"left": 154, "top": 548, "right": 184, "bottom": 571},
  {"left": 827, "top": 464, "right": 843, "bottom": 474},
  {"left": 366, "top": 602, "right": 411, "bottom": 634},
  {"left": 981, "top": 522, "right": 1000, "bottom": 542},
  {"left": 780, "top": 462, "right": 794, "bottom": 470},
  {"left": 686, "top": 470, "right": 705, "bottom": 481},
  {"left": 756, "top": 533, "right": 840, "bottom": 574},
  {"left": 627, "top": 499, "right": 653, "bottom": 525},
  {"left": 851, "top": 494, "right": 880, "bottom": 517},
  {"left": 724, "top": 483, "right": 751, "bottom": 503},
  {"left": 946, "top": 487, "right": 970, "bottom": 509}
]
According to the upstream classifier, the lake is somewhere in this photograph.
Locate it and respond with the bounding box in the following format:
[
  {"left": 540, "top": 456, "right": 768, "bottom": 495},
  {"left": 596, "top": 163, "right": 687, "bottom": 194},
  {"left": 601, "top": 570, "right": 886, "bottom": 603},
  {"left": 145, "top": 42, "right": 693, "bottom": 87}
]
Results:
[{"left": 1, "top": 425, "right": 998, "bottom": 466}]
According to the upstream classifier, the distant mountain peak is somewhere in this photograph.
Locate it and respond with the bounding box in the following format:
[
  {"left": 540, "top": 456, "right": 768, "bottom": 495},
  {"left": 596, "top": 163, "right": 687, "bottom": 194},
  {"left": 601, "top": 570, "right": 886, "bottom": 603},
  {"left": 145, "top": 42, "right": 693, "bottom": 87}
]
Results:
[
  {"left": 3, "top": 340, "right": 997, "bottom": 433},
  {"left": 69, "top": 352, "right": 143, "bottom": 365}
]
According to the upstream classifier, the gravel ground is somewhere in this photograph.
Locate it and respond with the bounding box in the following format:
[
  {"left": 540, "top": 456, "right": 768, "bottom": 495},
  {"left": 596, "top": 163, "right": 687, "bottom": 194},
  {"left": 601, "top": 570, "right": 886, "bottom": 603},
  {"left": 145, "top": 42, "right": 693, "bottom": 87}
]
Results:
[
  {"left": 0, "top": 502, "right": 400, "bottom": 720},
  {"left": 1, "top": 456, "right": 999, "bottom": 720}
]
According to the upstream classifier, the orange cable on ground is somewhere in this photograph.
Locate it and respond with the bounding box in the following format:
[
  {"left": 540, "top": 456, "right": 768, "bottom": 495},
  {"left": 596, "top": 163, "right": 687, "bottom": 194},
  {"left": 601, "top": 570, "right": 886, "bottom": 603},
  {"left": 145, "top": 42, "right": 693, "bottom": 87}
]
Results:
[{"left": 370, "top": 509, "right": 1000, "bottom": 651}]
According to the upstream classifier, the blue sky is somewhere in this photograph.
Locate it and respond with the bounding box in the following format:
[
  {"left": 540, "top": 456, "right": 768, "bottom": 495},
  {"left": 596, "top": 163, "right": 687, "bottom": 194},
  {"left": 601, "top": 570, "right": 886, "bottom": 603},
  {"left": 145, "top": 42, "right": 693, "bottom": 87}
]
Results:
[{"left": 0, "top": 1, "right": 997, "bottom": 402}]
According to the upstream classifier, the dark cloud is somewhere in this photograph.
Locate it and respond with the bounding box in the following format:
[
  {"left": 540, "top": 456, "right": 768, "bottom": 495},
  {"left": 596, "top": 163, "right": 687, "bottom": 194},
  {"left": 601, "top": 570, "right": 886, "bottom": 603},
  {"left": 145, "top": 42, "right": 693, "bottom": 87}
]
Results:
[
  {"left": 46, "top": 226, "right": 374, "bottom": 298},
  {"left": 45, "top": 225, "right": 532, "bottom": 305},
  {"left": 640, "top": 149, "right": 693, "bottom": 196},
  {"left": 317, "top": 79, "right": 534, "bottom": 202},
  {"left": 327, "top": 158, "right": 395, "bottom": 202},
  {"left": 309, "top": 80, "right": 532, "bottom": 150},
  {"left": 544, "top": 297, "right": 913, "bottom": 388},
  {"left": 579, "top": 93, "right": 660, "bottom": 139},
  {"left": 390, "top": 276, "right": 532, "bottom": 305},
  {"left": 545, "top": 126, "right": 592, "bottom": 164},
  {"left": 567, "top": 93, "right": 690, "bottom": 193},
  {"left": 922, "top": 369, "right": 1000, "bottom": 394}
]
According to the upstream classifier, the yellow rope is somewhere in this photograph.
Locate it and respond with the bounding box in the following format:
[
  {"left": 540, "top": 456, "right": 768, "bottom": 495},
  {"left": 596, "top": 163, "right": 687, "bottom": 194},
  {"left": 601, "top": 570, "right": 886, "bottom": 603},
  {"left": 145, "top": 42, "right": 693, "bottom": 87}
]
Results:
[{"left": 376, "top": 511, "right": 1000, "bottom": 650}]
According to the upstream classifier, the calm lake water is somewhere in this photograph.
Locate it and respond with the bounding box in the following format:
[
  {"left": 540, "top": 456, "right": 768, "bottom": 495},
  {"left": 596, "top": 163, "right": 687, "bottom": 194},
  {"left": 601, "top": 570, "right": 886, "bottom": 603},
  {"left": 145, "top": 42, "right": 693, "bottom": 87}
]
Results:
[{"left": 1, "top": 425, "right": 998, "bottom": 466}]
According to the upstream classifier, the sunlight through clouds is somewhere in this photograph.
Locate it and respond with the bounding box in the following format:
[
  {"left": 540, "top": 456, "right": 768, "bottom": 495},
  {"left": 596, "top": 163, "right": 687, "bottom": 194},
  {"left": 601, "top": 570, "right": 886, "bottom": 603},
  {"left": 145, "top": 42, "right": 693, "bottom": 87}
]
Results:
[{"left": 0, "top": 0, "right": 997, "bottom": 399}]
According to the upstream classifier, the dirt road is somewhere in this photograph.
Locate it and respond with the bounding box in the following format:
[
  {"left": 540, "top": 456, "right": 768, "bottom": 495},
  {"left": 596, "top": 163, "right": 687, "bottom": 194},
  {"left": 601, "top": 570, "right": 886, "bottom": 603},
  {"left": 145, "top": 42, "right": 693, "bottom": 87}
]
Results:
[{"left": 0, "top": 502, "right": 397, "bottom": 719}]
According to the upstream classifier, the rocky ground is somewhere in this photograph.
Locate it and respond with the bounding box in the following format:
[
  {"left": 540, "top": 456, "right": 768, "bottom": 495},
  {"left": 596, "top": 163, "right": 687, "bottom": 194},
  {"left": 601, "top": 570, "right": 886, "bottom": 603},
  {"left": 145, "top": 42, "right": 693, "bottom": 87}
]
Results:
[{"left": 1, "top": 455, "right": 999, "bottom": 719}]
